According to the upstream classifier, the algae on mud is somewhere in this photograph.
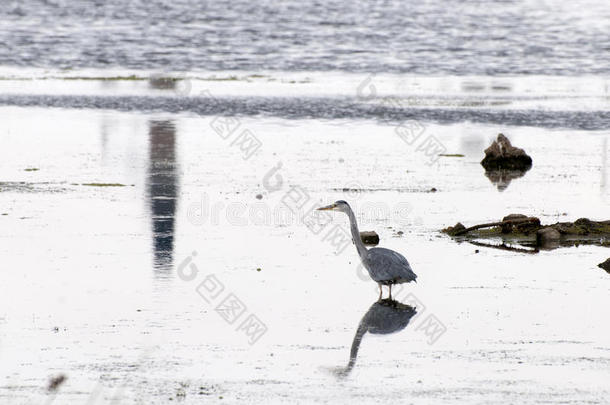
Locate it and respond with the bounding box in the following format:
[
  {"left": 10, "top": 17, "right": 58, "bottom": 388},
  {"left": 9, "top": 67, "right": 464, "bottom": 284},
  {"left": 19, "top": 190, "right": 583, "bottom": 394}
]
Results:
[
  {"left": 80, "top": 183, "right": 130, "bottom": 187},
  {"left": 0, "top": 181, "right": 66, "bottom": 193}
]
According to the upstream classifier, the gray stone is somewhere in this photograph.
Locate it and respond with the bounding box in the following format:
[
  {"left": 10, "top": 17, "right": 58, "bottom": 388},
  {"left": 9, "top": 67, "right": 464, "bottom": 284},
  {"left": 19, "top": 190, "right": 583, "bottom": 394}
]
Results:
[
  {"left": 501, "top": 214, "right": 528, "bottom": 233},
  {"left": 360, "top": 231, "right": 379, "bottom": 245},
  {"left": 442, "top": 222, "right": 466, "bottom": 236},
  {"left": 536, "top": 227, "right": 560, "bottom": 247},
  {"left": 502, "top": 214, "right": 528, "bottom": 222}
]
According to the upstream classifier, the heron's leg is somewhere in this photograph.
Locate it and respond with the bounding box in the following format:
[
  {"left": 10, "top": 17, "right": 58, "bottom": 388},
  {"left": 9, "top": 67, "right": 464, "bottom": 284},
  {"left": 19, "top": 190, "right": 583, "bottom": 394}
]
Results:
[
  {"left": 378, "top": 284, "right": 382, "bottom": 301},
  {"left": 389, "top": 284, "right": 392, "bottom": 299}
]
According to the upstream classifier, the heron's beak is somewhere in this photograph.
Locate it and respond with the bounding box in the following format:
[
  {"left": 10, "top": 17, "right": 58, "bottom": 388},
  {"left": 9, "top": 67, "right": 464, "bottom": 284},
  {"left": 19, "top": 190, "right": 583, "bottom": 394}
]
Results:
[{"left": 317, "top": 204, "right": 336, "bottom": 211}]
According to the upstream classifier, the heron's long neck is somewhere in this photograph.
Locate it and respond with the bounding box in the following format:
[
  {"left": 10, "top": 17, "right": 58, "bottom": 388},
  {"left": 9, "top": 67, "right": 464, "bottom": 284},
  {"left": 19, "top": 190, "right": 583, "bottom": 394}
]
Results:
[{"left": 346, "top": 207, "right": 367, "bottom": 257}]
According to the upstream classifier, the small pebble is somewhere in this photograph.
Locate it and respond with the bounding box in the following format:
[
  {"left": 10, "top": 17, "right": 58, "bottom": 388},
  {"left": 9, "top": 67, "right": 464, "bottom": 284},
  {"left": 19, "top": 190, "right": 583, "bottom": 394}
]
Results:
[
  {"left": 255, "top": 194, "right": 263, "bottom": 200},
  {"left": 47, "top": 374, "right": 67, "bottom": 392}
]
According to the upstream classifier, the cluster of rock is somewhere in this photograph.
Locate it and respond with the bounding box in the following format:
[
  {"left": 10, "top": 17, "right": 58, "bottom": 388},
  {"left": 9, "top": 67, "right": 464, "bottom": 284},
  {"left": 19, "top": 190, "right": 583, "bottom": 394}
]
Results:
[
  {"left": 443, "top": 215, "right": 610, "bottom": 249},
  {"left": 440, "top": 134, "right": 608, "bottom": 270}
]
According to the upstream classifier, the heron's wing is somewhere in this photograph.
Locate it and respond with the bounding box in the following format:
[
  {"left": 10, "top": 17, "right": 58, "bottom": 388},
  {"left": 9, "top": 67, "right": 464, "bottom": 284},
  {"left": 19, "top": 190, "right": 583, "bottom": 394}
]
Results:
[{"left": 366, "top": 247, "right": 417, "bottom": 282}]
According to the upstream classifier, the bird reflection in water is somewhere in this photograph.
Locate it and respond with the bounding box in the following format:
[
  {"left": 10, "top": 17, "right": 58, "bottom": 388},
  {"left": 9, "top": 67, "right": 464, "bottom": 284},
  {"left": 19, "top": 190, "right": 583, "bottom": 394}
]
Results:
[
  {"left": 334, "top": 299, "right": 417, "bottom": 377},
  {"left": 147, "top": 120, "right": 179, "bottom": 274}
]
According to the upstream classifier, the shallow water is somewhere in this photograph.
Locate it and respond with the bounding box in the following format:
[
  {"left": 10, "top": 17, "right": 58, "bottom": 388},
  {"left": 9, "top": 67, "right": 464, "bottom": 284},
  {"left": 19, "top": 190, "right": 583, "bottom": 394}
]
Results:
[
  {"left": 0, "top": 74, "right": 609, "bottom": 403},
  {"left": 1, "top": 74, "right": 609, "bottom": 130}
]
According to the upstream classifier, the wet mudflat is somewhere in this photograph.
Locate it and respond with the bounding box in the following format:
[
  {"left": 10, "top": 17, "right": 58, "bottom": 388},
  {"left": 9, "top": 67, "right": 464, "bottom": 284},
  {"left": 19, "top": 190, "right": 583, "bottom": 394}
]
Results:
[{"left": 1, "top": 76, "right": 609, "bottom": 404}]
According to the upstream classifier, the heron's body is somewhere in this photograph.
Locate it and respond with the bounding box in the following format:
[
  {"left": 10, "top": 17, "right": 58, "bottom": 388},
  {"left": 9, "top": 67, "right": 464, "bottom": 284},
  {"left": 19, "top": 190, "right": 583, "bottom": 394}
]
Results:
[
  {"left": 318, "top": 200, "right": 417, "bottom": 298},
  {"left": 364, "top": 247, "right": 417, "bottom": 285}
]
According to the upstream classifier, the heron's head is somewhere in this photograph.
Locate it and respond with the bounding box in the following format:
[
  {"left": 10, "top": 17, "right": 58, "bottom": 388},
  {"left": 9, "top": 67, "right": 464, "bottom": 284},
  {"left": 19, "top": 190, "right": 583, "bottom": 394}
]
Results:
[{"left": 317, "top": 200, "right": 350, "bottom": 213}]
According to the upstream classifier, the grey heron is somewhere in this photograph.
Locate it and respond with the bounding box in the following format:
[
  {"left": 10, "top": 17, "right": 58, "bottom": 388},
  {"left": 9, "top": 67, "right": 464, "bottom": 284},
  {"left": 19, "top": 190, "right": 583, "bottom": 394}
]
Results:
[{"left": 317, "top": 200, "right": 417, "bottom": 299}]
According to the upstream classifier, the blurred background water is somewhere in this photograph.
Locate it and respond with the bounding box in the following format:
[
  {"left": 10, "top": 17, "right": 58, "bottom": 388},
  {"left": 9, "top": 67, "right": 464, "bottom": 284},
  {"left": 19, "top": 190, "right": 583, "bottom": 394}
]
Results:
[{"left": 1, "top": 0, "right": 609, "bottom": 75}]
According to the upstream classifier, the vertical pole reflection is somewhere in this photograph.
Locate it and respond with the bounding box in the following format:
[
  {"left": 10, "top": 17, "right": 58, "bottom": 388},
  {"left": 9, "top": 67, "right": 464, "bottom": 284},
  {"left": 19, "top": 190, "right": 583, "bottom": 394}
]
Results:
[{"left": 147, "top": 120, "right": 179, "bottom": 274}]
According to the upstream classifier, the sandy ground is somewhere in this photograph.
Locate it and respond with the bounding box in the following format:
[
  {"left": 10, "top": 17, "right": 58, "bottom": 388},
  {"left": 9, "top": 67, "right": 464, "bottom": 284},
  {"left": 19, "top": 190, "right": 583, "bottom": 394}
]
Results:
[{"left": 1, "top": 77, "right": 609, "bottom": 404}]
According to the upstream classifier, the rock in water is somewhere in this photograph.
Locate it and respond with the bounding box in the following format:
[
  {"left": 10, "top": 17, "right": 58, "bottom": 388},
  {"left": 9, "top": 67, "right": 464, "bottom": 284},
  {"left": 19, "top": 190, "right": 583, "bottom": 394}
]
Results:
[
  {"left": 481, "top": 133, "right": 533, "bottom": 171},
  {"left": 47, "top": 374, "right": 67, "bottom": 392},
  {"left": 442, "top": 222, "right": 466, "bottom": 236},
  {"left": 536, "top": 227, "right": 561, "bottom": 248},
  {"left": 598, "top": 258, "right": 610, "bottom": 273},
  {"left": 502, "top": 214, "right": 529, "bottom": 222},
  {"left": 501, "top": 214, "right": 528, "bottom": 233},
  {"left": 360, "top": 231, "right": 379, "bottom": 245}
]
